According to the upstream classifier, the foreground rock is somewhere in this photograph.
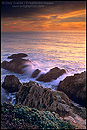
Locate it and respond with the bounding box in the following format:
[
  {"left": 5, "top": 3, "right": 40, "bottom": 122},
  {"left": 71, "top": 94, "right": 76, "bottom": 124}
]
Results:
[
  {"left": 15, "top": 80, "right": 86, "bottom": 129},
  {"left": 1, "top": 53, "right": 32, "bottom": 74},
  {"left": 1, "top": 102, "right": 77, "bottom": 129},
  {"left": 36, "top": 67, "right": 66, "bottom": 82},
  {"left": 15, "top": 81, "right": 86, "bottom": 120},
  {"left": 57, "top": 71, "right": 86, "bottom": 107},
  {"left": 2, "top": 75, "right": 22, "bottom": 93},
  {"left": 1, "top": 75, "right": 86, "bottom": 129}
]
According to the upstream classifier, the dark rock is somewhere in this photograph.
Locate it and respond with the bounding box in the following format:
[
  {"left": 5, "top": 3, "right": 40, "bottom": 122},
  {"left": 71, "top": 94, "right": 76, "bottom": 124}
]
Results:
[
  {"left": 1, "top": 58, "right": 32, "bottom": 74},
  {"left": 15, "top": 81, "right": 86, "bottom": 119},
  {"left": 2, "top": 75, "right": 22, "bottom": 92},
  {"left": 31, "top": 69, "right": 41, "bottom": 78},
  {"left": 36, "top": 67, "right": 66, "bottom": 82},
  {"left": 1, "top": 61, "right": 9, "bottom": 68},
  {"left": 57, "top": 71, "right": 86, "bottom": 107},
  {"left": 7, "top": 53, "right": 28, "bottom": 59}
]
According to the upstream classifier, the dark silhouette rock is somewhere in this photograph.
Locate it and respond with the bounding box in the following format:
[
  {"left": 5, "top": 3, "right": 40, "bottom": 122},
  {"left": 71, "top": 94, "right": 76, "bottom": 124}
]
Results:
[
  {"left": 1, "top": 57, "right": 32, "bottom": 74},
  {"left": 31, "top": 69, "right": 41, "bottom": 78},
  {"left": 7, "top": 53, "right": 28, "bottom": 59},
  {"left": 57, "top": 71, "right": 86, "bottom": 107},
  {"left": 2, "top": 75, "right": 22, "bottom": 93},
  {"left": 36, "top": 67, "right": 66, "bottom": 82}
]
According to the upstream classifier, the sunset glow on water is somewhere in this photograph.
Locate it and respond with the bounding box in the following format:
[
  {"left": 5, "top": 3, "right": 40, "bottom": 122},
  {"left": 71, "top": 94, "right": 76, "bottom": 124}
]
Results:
[{"left": 1, "top": 31, "right": 86, "bottom": 75}]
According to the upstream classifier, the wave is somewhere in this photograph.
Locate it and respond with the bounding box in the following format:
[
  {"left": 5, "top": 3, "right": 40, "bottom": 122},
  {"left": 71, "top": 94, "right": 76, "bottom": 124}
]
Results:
[{"left": 1, "top": 59, "right": 86, "bottom": 106}]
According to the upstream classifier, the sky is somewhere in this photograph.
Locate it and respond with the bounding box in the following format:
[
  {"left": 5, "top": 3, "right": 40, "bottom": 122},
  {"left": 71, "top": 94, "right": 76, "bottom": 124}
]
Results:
[{"left": 1, "top": 1, "right": 86, "bottom": 32}]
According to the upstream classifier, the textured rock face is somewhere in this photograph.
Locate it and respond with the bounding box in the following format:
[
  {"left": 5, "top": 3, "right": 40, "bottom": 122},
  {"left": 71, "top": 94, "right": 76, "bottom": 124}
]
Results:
[
  {"left": 1, "top": 53, "right": 32, "bottom": 74},
  {"left": 15, "top": 81, "right": 86, "bottom": 119},
  {"left": 57, "top": 71, "right": 86, "bottom": 107},
  {"left": 2, "top": 75, "right": 22, "bottom": 92},
  {"left": 7, "top": 53, "right": 28, "bottom": 59},
  {"left": 36, "top": 67, "right": 66, "bottom": 82},
  {"left": 1, "top": 75, "right": 86, "bottom": 129}
]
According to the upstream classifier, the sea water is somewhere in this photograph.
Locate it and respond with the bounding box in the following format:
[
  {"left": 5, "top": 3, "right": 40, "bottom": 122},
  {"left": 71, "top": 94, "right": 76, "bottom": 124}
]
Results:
[{"left": 1, "top": 31, "right": 86, "bottom": 105}]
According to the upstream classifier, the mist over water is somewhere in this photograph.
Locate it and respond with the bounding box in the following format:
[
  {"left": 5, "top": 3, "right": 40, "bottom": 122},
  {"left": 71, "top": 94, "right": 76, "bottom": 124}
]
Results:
[{"left": 1, "top": 31, "right": 86, "bottom": 105}]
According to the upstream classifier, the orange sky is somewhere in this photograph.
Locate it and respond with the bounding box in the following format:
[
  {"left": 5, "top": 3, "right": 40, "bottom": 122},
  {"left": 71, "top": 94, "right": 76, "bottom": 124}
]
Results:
[{"left": 1, "top": 1, "right": 86, "bottom": 32}]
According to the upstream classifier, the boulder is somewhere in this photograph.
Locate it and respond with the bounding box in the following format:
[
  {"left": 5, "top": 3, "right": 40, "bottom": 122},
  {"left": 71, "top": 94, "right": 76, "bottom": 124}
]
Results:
[
  {"left": 15, "top": 80, "right": 86, "bottom": 119},
  {"left": 36, "top": 67, "right": 66, "bottom": 82},
  {"left": 57, "top": 71, "right": 86, "bottom": 107},
  {"left": 7, "top": 53, "right": 28, "bottom": 59},
  {"left": 1, "top": 57, "right": 32, "bottom": 74},
  {"left": 2, "top": 75, "right": 22, "bottom": 93},
  {"left": 31, "top": 69, "right": 41, "bottom": 78}
]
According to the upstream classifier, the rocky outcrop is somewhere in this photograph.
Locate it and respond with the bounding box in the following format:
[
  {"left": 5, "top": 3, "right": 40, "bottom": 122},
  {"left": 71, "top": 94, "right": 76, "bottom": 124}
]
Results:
[
  {"left": 36, "top": 67, "right": 66, "bottom": 82},
  {"left": 2, "top": 75, "right": 22, "bottom": 93},
  {"left": 1, "top": 75, "right": 86, "bottom": 129},
  {"left": 31, "top": 69, "right": 41, "bottom": 78},
  {"left": 7, "top": 53, "right": 28, "bottom": 59},
  {"left": 1, "top": 54, "right": 66, "bottom": 81},
  {"left": 57, "top": 71, "right": 86, "bottom": 107},
  {"left": 1, "top": 53, "right": 32, "bottom": 74},
  {"left": 15, "top": 80, "right": 86, "bottom": 120}
]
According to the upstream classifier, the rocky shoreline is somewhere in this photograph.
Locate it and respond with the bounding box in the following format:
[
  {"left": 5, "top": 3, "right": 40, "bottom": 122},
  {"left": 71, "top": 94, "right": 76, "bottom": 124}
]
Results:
[
  {"left": 1, "top": 53, "right": 86, "bottom": 129},
  {"left": 1, "top": 75, "right": 86, "bottom": 129},
  {"left": 57, "top": 71, "right": 86, "bottom": 107},
  {"left": 1, "top": 53, "right": 66, "bottom": 81}
]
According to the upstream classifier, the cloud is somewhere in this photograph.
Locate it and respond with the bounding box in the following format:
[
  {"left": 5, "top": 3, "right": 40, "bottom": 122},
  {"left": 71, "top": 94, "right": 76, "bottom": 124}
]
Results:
[
  {"left": 1, "top": 1, "right": 86, "bottom": 18},
  {"left": 1, "top": 1, "right": 86, "bottom": 32},
  {"left": 59, "top": 16, "right": 86, "bottom": 22}
]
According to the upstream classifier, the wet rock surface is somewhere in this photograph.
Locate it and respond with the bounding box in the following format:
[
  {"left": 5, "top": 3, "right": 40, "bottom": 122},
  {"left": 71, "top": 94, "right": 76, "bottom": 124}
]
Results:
[
  {"left": 2, "top": 75, "right": 22, "bottom": 93},
  {"left": 36, "top": 67, "right": 66, "bottom": 82},
  {"left": 1, "top": 54, "right": 66, "bottom": 81},
  {"left": 31, "top": 69, "right": 41, "bottom": 78},
  {"left": 1, "top": 53, "right": 32, "bottom": 74},
  {"left": 57, "top": 71, "right": 86, "bottom": 107}
]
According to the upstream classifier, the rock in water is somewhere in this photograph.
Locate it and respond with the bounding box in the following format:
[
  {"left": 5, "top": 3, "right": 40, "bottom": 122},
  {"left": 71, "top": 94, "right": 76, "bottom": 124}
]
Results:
[
  {"left": 1, "top": 53, "right": 32, "bottom": 74},
  {"left": 2, "top": 75, "right": 22, "bottom": 92},
  {"left": 36, "top": 67, "right": 66, "bottom": 82},
  {"left": 57, "top": 71, "right": 86, "bottom": 107},
  {"left": 31, "top": 69, "right": 41, "bottom": 78},
  {"left": 7, "top": 53, "right": 28, "bottom": 59}
]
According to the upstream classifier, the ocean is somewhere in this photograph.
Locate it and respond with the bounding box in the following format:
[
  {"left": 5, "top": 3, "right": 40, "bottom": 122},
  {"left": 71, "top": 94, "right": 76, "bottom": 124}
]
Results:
[{"left": 1, "top": 31, "right": 86, "bottom": 105}]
